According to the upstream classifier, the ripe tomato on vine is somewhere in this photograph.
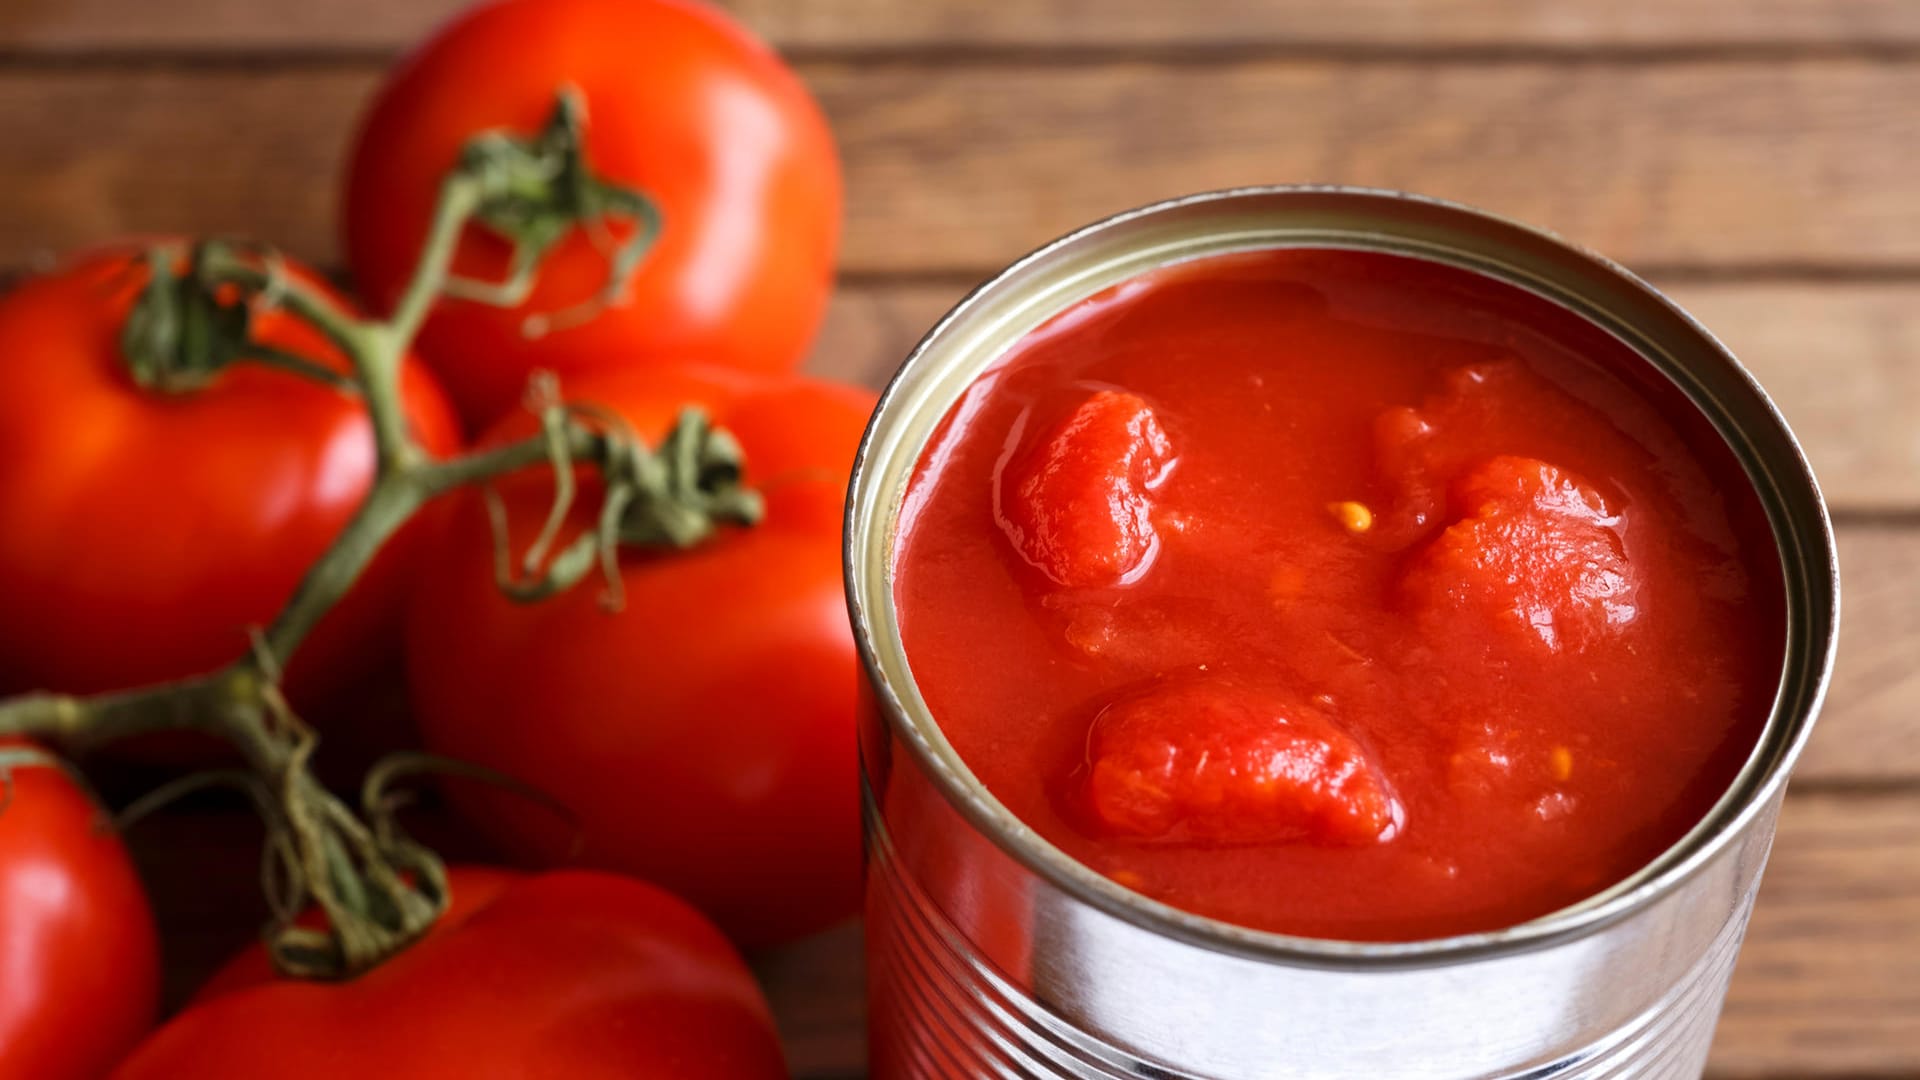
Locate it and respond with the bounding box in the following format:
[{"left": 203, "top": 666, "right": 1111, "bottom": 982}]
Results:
[
  {"left": 113, "top": 869, "right": 786, "bottom": 1079},
  {"left": 344, "top": 0, "right": 843, "bottom": 430},
  {"left": 0, "top": 247, "right": 459, "bottom": 711},
  {"left": 408, "top": 364, "right": 873, "bottom": 948}
]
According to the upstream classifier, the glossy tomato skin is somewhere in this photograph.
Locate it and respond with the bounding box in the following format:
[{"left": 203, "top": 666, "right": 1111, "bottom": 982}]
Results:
[
  {"left": 406, "top": 366, "right": 870, "bottom": 947},
  {"left": 344, "top": 0, "right": 843, "bottom": 430},
  {"left": 113, "top": 868, "right": 787, "bottom": 1079},
  {"left": 0, "top": 245, "right": 461, "bottom": 711},
  {"left": 0, "top": 742, "right": 159, "bottom": 1079}
]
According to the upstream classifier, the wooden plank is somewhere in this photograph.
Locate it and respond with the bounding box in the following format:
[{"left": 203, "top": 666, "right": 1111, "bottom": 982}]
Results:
[
  {"left": 0, "top": 70, "right": 358, "bottom": 278},
  {"left": 808, "top": 280, "right": 1920, "bottom": 513},
  {"left": 824, "top": 60, "right": 1920, "bottom": 274},
  {"left": 124, "top": 791, "right": 1920, "bottom": 1077},
  {"left": 757, "top": 920, "right": 866, "bottom": 1076},
  {"left": 1711, "top": 790, "right": 1920, "bottom": 1077},
  {"left": 4, "top": 0, "right": 1918, "bottom": 53},
  {"left": 0, "top": 62, "right": 1912, "bottom": 281},
  {"left": 735, "top": 0, "right": 1920, "bottom": 51},
  {"left": 1675, "top": 283, "right": 1920, "bottom": 515},
  {"left": 1802, "top": 525, "right": 1920, "bottom": 786}
]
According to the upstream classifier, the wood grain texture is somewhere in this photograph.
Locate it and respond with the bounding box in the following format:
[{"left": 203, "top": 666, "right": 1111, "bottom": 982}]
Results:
[
  {"left": 4, "top": 0, "right": 1918, "bottom": 53},
  {"left": 1805, "top": 525, "right": 1920, "bottom": 785},
  {"left": 823, "top": 60, "right": 1919, "bottom": 274},
  {"left": 806, "top": 279, "right": 1920, "bottom": 513},
  {"left": 1674, "top": 283, "right": 1920, "bottom": 514},
  {"left": 126, "top": 790, "right": 1920, "bottom": 1078},
  {"left": 0, "top": 62, "right": 1913, "bottom": 282},
  {"left": 1710, "top": 789, "right": 1920, "bottom": 1076}
]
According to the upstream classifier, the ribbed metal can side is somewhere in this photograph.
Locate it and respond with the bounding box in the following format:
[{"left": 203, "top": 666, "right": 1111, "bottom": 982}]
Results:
[
  {"left": 862, "top": 770, "right": 1780, "bottom": 1080},
  {"left": 866, "top": 795, "right": 1145, "bottom": 1080}
]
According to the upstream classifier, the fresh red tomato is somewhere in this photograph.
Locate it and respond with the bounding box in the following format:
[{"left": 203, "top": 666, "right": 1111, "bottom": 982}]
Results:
[
  {"left": 112, "top": 867, "right": 787, "bottom": 1079},
  {"left": 0, "top": 741, "right": 159, "bottom": 1079},
  {"left": 406, "top": 365, "right": 870, "bottom": 947},
  {"left": 0, "top": 246, "right": 460, "bottom": 712},
  {"left": 343, "top": 0, "right": 842, "bottom": 430}
]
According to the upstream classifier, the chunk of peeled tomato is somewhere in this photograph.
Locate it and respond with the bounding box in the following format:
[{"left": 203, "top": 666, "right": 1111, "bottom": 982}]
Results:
[
  {"left": 1403, "top": 455, "right": 1637, "bottom": 652},
  {"left": 1083, "top": 680, "right": 1398, "bottom": 846},
  {"left": 999, "top": 391, "right": 1173, "bottom": 587}
]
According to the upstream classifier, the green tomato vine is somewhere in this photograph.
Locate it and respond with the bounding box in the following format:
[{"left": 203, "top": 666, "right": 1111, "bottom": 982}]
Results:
[{"left": 0, "top": 87, "right": 760, "bottom": 980}]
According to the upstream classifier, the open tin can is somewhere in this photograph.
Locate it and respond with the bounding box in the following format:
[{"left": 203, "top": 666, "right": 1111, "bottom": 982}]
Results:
[{"left": 843, "top": 187, "right": 1840, "bottom": 1079}]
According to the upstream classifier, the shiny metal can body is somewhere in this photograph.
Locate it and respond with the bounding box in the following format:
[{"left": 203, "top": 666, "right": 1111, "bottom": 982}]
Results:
[{"left": 844, "top": 187, "right": 1840, "bottom": 1079}]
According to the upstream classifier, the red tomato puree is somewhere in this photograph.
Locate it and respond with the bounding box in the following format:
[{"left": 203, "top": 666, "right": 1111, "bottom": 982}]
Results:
[{"left": 893, "top": 248, "right": 1785, "bottom": 941}]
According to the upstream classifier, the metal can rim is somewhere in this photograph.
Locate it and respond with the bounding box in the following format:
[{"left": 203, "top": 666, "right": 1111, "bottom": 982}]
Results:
[{"left": 843, "top": 183, "right": 1842, "bottom": 970}]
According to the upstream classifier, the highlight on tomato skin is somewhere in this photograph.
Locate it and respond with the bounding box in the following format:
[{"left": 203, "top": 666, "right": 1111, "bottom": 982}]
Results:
[
  {"left": 1081, "top": 678, "right": 1400, "bottom": 847},
  {"left": 0, "top": 743, "right": 159, "bottom": 1080},
  {"left": 998, "top": 390, "right": 1176, "bottom": 588}
]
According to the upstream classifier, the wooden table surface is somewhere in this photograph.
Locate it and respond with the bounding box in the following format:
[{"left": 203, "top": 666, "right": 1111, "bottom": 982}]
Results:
[{"left": 2, "top": 0, "right": 1916, "bottom": 1075}]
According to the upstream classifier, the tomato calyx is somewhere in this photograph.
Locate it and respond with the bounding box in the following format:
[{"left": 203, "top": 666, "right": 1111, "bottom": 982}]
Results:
[
  {"left": 491, "top": 381, "right": 764, "bottom": 607},
  {"left": 120, "top": 242, "right": 361, "bottom": 395},
  {"left": 263, "top": 747, "right": 453, "bottom": 980},
  {"left": 441, "top": 86, "right": 664, "bottom": 340}
]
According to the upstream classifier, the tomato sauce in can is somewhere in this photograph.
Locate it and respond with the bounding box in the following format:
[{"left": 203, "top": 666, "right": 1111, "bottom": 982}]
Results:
[{"left": 846, "top": 188, "right": 1838, "bottom": 1078}]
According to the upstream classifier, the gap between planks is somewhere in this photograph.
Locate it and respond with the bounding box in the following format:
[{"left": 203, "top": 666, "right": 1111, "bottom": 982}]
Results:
[
  {"left": 809, "top": 278, "right": 1920, "bottom": 513},
  {"left": 2, "top": 0, "right": 1918, "bottom": 53}
]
